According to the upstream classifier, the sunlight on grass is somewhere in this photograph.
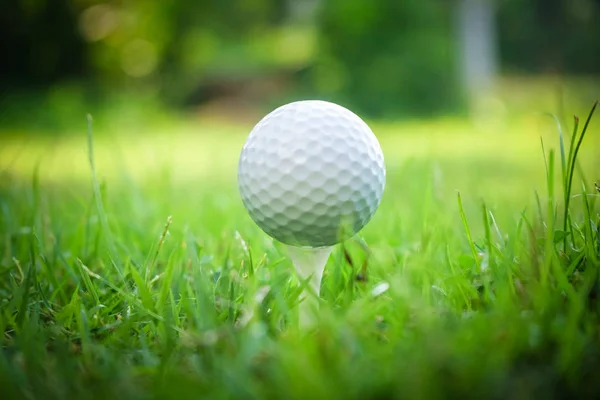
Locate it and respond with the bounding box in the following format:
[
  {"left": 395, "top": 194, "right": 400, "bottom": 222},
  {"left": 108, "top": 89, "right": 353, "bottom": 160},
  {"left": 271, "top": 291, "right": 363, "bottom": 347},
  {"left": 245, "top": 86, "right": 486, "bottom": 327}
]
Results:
[{"left": 2, "top": 113, "right": 596, "bottom": 191}]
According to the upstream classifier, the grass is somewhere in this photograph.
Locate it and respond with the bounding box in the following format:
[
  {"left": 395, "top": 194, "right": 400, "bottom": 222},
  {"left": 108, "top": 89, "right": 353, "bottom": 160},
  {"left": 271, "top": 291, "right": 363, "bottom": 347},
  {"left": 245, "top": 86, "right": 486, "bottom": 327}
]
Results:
[{"left": 0, "top": 98, "right": 600, "bottom": 400}]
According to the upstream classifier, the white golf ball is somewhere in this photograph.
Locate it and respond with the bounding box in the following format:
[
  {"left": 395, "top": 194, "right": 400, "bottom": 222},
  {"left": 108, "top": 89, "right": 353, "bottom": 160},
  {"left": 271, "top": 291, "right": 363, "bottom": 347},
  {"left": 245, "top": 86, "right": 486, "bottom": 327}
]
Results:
[{"left": 237, "top": 100, "right": 386, "bottom": 247}]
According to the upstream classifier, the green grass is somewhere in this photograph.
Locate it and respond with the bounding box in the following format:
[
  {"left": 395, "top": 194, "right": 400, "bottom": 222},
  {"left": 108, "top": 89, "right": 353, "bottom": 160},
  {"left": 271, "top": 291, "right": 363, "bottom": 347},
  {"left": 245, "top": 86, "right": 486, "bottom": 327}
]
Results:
[{"left": 1, "top": 100, "right": 599, "bottom": 400}]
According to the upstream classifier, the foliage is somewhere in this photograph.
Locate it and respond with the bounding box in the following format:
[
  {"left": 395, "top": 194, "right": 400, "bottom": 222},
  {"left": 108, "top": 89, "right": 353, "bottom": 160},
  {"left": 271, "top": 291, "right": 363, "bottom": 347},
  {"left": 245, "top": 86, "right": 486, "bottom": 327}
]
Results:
[
  {"left": 4, "top": 0, "right": 600, "bottom": 120},
  {"left": 498, "top": 0, "right": 600, "bottom": 73},
  {"left": 311, "top": 0, "right": 462, "bottom": 118}
]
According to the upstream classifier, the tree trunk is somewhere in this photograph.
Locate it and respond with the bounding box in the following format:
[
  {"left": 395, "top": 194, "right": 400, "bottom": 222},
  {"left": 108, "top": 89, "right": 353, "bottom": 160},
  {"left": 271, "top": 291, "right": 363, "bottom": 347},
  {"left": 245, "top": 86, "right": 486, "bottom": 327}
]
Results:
[{"left": 457, "top": 0, "right": 498, "bottom": 97}]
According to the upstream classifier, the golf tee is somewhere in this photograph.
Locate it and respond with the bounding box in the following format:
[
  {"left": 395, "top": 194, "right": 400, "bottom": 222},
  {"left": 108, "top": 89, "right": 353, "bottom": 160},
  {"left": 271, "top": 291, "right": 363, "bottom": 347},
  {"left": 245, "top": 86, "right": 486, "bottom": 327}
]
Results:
[{"left": 287, "top": 245, "right": 333, "bottom": 328}]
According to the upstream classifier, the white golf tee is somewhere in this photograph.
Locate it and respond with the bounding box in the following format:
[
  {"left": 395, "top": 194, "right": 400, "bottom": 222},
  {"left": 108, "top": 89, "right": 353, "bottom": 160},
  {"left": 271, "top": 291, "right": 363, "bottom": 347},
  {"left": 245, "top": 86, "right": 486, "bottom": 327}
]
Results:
[{"left": 287, "top": 245, "right": 333, "bottom": 328}]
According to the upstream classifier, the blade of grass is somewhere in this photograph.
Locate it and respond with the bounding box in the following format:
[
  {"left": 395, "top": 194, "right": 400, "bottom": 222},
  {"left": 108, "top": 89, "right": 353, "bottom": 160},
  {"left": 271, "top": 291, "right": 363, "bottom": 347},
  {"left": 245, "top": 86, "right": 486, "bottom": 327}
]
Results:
[
  {"left": 562, "top": 115, "right": 580, "bottom": 252},
  {"left": 143, "top": 215, "right": 172, "bottom": 283},
  {"left": 457, "top": 191, "right": 481, "bottom": 273},
  {"left": 482, "top": 202, "right": 494, "bottom": 273},
  {"left": 130, "top": 264, "right": 155, "bottom": 312},
  {"left": 87, "top": 114, "right": 122, "bottom": 277},
  {"left": 544, "top": 112, "right": 567, "bottom": 184},
  {"left": 581, "top": 184, "right": 598, "bottom": 264},
  {"left": 445, "top": 244, "right": 471, "bottom": 310},
  {"left": 543, "top": 147, "right": 556, "bottom": 288},
  {"left": 14, "top": 238, "right": 37, "bottom": 331},
  {"left": 564, "top": 102, "right": 597, "bottom": 252},
  {"left": 76, "top": 259, "right": 100, "bottom": 307},
  {"left": 15, "top": 163, "right": 43, "bottom": 330},
  {"left": 156, "top": 250, "right": 178, "bottom": 315}
]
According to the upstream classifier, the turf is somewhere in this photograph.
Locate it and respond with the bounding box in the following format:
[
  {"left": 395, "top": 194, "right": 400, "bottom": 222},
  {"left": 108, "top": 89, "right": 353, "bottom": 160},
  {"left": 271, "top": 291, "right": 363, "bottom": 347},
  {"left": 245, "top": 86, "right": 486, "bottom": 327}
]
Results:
[{"left": 0, "top": 100, "right": 599, "bottom": 400}]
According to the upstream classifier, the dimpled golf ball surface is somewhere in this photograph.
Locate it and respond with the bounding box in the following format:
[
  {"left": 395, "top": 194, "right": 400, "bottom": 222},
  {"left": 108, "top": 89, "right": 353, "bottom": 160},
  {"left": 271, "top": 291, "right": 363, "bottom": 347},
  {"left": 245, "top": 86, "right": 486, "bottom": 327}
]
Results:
[{"left": 238, "top": 100, "right": 386, "bottom": 247}]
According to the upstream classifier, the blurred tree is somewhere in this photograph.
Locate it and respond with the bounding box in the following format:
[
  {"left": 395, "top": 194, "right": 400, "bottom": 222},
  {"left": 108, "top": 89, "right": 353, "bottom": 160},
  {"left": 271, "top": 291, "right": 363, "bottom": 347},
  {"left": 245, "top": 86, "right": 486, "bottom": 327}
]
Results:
[
  {"left": 155, "top": 0, "right": 289, "bottom": 103},
  {"left": 2, "top": 0, "right": 599, "bottom": 122},
  {"left": 74, "top": 0, "right": 291, "bottom": 105},
  {"left": 310, "top": 0, "right": 462, "bottom": 118},
  {"left": 0, "top": 0, "right": 87, "bottom": 88},
  {"left": 498, "top": 0, "right": 600, "bottom": 74}
]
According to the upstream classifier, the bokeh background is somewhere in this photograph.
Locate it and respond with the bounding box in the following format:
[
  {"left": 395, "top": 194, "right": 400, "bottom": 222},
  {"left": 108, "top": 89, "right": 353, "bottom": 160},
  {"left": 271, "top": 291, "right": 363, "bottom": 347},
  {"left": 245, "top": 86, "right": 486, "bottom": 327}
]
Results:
[
  {"left": 1, "top": 0, "right": 600, "bottom": 133},
  {"left": 2, "top": 3, "right": 600, "bottom": 398}
]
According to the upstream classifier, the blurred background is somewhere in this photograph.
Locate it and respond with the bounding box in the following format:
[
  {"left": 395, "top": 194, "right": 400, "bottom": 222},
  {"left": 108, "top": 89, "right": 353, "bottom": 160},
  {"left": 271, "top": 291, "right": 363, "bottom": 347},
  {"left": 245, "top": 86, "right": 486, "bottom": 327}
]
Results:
[{"left": 1, "top": 0, "right": 600, "bottom": 135}]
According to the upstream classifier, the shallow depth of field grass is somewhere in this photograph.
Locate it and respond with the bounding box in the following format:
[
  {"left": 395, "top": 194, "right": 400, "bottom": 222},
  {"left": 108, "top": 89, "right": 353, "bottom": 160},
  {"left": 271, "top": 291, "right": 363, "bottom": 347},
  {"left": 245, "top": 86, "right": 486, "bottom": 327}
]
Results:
[{"left": 0, "top": 97, "right": 599, "bottom": 399}]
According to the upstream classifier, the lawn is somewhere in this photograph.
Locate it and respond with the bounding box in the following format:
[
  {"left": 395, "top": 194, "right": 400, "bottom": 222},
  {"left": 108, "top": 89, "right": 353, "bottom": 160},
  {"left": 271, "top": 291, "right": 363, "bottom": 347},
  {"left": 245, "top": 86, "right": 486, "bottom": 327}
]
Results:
[{"left": 0, "top": 96, "right": 599, "bottom": 399}]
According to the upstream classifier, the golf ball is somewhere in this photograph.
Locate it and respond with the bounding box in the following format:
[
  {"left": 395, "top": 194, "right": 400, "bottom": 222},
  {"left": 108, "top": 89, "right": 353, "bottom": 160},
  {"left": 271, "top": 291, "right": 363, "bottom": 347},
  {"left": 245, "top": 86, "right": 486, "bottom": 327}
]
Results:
[{"left": 237, "top": 100, "right": 386, "bottom": 247}]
